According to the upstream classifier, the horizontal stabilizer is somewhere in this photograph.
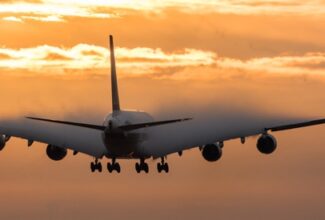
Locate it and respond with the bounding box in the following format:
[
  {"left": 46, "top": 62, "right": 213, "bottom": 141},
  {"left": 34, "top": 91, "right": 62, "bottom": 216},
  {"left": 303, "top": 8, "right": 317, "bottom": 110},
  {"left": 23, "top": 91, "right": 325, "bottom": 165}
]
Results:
[{"left": 118, "top": 118, "right": 192, "bottom": 131}]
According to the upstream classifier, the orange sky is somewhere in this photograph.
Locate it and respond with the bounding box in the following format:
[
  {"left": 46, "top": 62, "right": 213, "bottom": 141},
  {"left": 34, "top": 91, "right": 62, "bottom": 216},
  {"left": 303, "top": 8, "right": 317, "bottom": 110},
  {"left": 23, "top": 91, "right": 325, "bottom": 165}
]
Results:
[{"left": 1, "top": 1, "right": 325, "bottom": 219}]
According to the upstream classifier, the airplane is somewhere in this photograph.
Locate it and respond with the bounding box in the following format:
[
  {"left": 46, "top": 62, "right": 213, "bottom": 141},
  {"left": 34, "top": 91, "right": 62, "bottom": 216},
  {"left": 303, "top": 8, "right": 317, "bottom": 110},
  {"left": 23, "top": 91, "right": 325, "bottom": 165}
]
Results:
[{"left": 1, "top": 35, "right": 325, "bottom": 174}]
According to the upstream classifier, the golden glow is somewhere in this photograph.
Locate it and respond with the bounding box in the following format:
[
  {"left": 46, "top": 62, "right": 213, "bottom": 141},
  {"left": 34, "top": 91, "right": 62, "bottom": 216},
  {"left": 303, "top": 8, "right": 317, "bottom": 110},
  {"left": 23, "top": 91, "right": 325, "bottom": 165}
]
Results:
[
  {"left": 0, "top": 44, "right": 324, "bottom": 78},
  {"left": 0, "top": 45, "right": 216, "bottom": 75},
  {"left": 1, "top": 2, "right": 325, "bottom": 219},
  {"left": 1, "top": 0, "right": 325, "bottom": 23}
]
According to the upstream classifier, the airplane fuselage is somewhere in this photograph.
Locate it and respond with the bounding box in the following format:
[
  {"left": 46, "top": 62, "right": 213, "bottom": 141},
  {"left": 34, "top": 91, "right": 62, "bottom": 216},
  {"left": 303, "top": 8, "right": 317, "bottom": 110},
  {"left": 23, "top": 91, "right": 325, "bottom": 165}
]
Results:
[{"left": 102, "top": 110, "right": 154, "bottom": 158}]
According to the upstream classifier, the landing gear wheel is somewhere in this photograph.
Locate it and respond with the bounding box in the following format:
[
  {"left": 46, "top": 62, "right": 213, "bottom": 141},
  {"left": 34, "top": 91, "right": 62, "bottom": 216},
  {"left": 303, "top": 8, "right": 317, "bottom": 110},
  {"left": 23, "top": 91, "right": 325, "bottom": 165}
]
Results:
[
  {"left": 107, "top": 163, "right": 113, "bottom": 173},
  {"left": 157, "top": 157, "right": 169, "bottom": 173},
  {"left": 135, "top": 160, "right": 149, "bottom": 173},
  {"left": 107, "top": 162, "right": 121, "bottom": 173},
  {"left": 114, "top": 163, "right": 121, "bottom": 173},
  {"left": 144, "top": 163, "right": 149, "bottom": 173},
  {"left": 97, "top": 162, "right": 102, "bottom": 172},
  {"left": 157, "top": 163, "right": 162, "bottom": 173},
  {"left": 164, "top": 163, "right": 169, "bottom": 173},
  {"left": 135, "top": 162, "right": 141, "bottom": 173},
  {"left": 90, "top": 162, "right": 95, "bottom": 172},
  {"left": 90, "top": 160, "right": 102, "bottom": 172},
  {"left": 157, "top": 163, "right": 169, "bottom": 173}
]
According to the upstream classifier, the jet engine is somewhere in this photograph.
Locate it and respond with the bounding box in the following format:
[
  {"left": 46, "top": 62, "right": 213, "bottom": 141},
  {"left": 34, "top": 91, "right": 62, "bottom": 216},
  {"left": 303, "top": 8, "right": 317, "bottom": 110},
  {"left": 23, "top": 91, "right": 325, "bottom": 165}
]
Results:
[
  {"left": 257, "top": 134, "right": 277, "bottom": 154},
  {"left": 202, "top": 144, "right": 222, "bottom": 162},
  {"left": 46, "top": 145, "right": 67, "bottom": 161},
  {"left": 0, "top": 135, "right": 6, "bottom": 151}
]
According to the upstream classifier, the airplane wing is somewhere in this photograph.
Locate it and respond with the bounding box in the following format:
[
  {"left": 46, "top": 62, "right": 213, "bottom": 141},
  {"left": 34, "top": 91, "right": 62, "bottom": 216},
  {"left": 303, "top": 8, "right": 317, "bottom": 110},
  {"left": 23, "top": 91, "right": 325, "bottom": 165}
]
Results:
[
  {"left": 265, "top": 119, "right": 325, "bottom": 132},
  {"left": 0, "top": 118, "right": 108, "bottom": 158},
  {"left": 1, "top": 116, "right": 325, "bottom": 159},
  {"left": 140, "top": 117, "right": 325, "bottom": 157},
  {"left": 0, "top": 116, "right": 192, "bottom": 158},
  {"left": 26, "top": 116, "right": 192, "bottom": 131}
]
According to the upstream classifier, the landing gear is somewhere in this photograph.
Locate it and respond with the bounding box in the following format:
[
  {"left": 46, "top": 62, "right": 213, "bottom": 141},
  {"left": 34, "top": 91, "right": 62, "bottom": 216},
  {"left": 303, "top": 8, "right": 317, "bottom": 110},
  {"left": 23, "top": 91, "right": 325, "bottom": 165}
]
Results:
[
  {"left": 157, "top": 157, "right": 169, "bottom": 173},
  {"left": 135, "top": 158, "right": 149, "bottom": 173},
  {"left": 107, "top": 158, "right": 121, "bottom": 173},
  {"left": 90, "top": 159, "right": 102, "bottom": 172}
]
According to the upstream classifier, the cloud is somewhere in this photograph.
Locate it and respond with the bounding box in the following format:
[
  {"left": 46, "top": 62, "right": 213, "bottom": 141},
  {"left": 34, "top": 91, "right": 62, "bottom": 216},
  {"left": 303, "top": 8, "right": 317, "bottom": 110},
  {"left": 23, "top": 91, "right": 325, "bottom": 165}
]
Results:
[
  {"left": 2, "top": 15, "right": 64, "bottom": 22},
  {"left": 40, "top": 0, "right": 325, "bottom": 15},
  {"left": 2, "top": 16, "right": 23, "bottom": 22},
  {"left": 0, "top": 2, "right": 117, "bottom": 22},
  {"left": 0, "top": 45, "right": 216, "bottom": 76},
  {"left": 1, "top": 0, "right": 325, "bottom": 23},
  {"left": 0, "top": 44, "right": 325, "bottom": 79},
  {"left": 22, "top": 15, "right": 64, "bottom": 22}
]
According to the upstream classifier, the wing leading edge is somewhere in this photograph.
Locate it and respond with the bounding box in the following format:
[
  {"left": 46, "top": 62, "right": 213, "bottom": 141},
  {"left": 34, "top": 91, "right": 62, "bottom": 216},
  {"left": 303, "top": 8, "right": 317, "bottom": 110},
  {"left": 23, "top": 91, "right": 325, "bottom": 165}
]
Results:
[
  {"left": 26, "top": 116, "right": 325, "bottom": 133},
  {"left": 265, "top": 118, "right": 325, "bottom": 132}
]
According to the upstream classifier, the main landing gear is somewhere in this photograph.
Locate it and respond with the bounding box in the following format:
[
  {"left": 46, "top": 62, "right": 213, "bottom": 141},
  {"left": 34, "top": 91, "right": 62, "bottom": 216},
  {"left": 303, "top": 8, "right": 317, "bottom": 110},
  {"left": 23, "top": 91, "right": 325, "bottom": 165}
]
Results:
[
  {"left": 135, "top": 158, "right": 149, "bottom": 173},
  {"left": 90, "top": 159, "right": 102, "bottom": 172},
  {"left": 90, "top": 158, "right": 170, "bottom": 174},
  {"left": 157, "top": 157, "right": 169, "bottom": 173},
  {"left": 107, "top": 158, "right": 121, "bottom": 173}
]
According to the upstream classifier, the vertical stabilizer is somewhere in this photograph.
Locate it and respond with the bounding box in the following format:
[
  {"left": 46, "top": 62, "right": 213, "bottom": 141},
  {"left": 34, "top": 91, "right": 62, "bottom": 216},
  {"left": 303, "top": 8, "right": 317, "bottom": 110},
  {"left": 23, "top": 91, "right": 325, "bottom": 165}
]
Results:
[{"left": 109, "top": 35, "right": 120, "bottom": 112}]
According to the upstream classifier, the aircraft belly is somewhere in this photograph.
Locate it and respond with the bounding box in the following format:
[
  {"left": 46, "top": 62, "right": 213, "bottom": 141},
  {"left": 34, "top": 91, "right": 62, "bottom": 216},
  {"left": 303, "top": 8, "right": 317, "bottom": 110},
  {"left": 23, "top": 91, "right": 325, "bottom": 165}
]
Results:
[{"left": 103, "top": 131, "right": 149, "bottom": 158}]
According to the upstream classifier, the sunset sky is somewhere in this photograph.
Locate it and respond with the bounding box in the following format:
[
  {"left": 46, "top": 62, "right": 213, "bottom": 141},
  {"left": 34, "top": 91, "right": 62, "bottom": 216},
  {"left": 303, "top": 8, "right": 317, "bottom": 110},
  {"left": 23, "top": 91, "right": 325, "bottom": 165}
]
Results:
[{"left": 1, "top": 1, "right": 325, "bottom": 219}]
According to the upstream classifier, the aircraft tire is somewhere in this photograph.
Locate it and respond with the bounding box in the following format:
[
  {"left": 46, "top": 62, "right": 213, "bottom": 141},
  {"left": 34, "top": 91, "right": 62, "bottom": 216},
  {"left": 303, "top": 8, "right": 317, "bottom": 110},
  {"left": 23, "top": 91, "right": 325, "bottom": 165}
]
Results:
[
  {"left": 115, "top": 163, "right": 121, "bottom": 173},
  {"left": 135, "top": 162, "right": 141, "bottom": 173},
  {"left": 90, "top": 162, "right": 95, "bottom": 172},
  {"left": 157, "top": 163, "right": 162, "bottom": 173}
]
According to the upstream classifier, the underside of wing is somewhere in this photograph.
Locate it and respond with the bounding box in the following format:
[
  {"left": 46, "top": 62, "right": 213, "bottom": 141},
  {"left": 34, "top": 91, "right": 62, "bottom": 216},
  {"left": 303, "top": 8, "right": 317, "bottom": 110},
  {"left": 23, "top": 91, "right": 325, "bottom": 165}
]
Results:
[
  {"left": 139, "top": 117, "right": 325, "bottom": 157},
  {"left": 0, "top": 118, "right": 107, "bottom": 157}
]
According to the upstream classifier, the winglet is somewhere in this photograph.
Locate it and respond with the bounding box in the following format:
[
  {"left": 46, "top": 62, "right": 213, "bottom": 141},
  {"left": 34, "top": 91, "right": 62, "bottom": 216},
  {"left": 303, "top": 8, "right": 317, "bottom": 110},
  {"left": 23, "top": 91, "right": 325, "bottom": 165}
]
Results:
[{"left": 109, "top": 35, "right": 120, "bottom": 112}]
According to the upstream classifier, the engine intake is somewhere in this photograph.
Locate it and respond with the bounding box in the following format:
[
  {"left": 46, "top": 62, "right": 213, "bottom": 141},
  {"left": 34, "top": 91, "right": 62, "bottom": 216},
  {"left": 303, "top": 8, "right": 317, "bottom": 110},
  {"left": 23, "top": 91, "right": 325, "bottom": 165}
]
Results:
[
  {"left": 257, "top": 134, "right": 277, "bottom": 154},
  {"left": 46, "top": 145, "right": 67, "bottom": 161},
  {"left": 202, "top": 144, "right": 222, "bottom": 162}
]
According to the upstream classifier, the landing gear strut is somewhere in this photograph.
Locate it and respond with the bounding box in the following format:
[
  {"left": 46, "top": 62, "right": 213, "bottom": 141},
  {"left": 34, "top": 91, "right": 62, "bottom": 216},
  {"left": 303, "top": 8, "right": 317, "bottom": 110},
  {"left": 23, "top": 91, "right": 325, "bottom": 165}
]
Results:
[
  {"left": 90, "top": 159, "right": 102, "bottom": 173},
  {"left": 157, "top": 157, "right": 169, "bottom": 173},
  {"left": 135, "top": 158, "right": 149, "bottom": 173},
  {"left": 107, "top": 158, "right": 121, "bottom": 173}
]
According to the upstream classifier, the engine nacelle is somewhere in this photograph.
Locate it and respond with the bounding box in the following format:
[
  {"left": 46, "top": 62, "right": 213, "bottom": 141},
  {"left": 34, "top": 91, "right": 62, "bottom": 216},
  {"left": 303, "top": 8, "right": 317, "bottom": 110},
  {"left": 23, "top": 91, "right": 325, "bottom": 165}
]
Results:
[
  {"left": 202, "top": 144, "right": 222, "bottom": 162},
  {"left": 46, "top": 145, "right": 67, "bottom": 161},
  {"left": 0, "top": 135, "right": 6, "bottom": 151},
  {"left": 257, "top": 134, "right": 277, "bottom": 154}
]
